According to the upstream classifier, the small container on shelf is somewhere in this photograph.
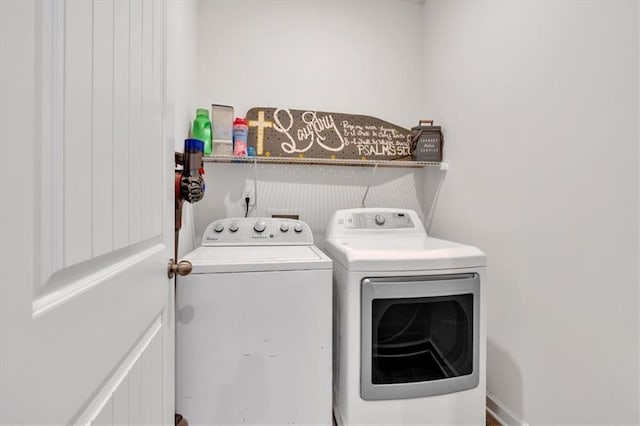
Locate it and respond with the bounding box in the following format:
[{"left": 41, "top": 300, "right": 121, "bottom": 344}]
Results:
[
  {"left": 192, "top": 108, "right": 212, "bottom": 156},
  {"left": 233, "top": 117, "right": 249, "bottom": 157},
  {"left": 211, "top": 104, "right": 234, "bottom": 156}
]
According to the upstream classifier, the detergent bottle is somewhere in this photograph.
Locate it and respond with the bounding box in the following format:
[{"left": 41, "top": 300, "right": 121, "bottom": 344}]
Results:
[
  {"left": 233, "top": 117, "right": 248, "bottom": 157},
  {"left": 192, "top": 108, "right": 212, "bottom": 155}
]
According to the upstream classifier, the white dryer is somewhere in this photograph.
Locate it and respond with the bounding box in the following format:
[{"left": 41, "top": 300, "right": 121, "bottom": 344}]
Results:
[
  {"left": 324, "top": 208, "right": 487, "bottom": 426},
  {"left": 177, "top": 217, "right": 332, "bottom": 426}
]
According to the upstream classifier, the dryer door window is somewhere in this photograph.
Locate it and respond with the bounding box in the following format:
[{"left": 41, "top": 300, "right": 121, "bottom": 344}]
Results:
[
  {"left": 360, "top": 274, "right": 480, "bottom": 401},
  {"left": 371, "top": 294, "right": 473, "bottom": 385}
]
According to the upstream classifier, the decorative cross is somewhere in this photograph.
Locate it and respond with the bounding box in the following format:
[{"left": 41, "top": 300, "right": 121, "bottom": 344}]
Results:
[{"left": 248, "top": 111, "right": 273, "bottom": 155}]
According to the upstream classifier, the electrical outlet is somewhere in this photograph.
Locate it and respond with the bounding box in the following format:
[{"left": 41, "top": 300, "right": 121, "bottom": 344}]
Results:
[{"left": 242, "top": 187, "right": 255, "bottom": 207}]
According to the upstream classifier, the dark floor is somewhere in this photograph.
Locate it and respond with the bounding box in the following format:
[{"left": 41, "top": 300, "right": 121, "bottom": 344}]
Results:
[{"left": 486, "top": 410, "right": 501, "bottom": 426}]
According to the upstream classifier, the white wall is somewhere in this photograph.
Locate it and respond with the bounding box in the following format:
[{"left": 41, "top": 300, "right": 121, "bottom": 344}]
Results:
[
  {"left": 184, "top": 2, "right": 640, "bottom": 422},
  {"left": 423, "top": 2, "right": 639, "bottom": 424},
  {"left": 197, "top": 0, "right": 424, "bottom": 128},
  {"left": 168, "top": 0, "right": 200, "bottom": 257},
  {"left": 192, "top": 0, "right": 434, "bottom": 245}
]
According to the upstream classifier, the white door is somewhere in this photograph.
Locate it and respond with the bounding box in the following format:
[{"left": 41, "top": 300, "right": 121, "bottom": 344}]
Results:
[{"left": 0, "top": 1, "right": 174, "bottom": 424}]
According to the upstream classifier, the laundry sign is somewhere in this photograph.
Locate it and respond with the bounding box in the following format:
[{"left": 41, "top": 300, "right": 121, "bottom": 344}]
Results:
[{"left": 246, "top": 107, "right": 413, "bottom": 161}]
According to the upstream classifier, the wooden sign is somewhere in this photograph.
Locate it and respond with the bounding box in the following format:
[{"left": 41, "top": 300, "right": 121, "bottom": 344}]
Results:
[{"left": 246, "top": 107, "right": 413, "bottom": 161}]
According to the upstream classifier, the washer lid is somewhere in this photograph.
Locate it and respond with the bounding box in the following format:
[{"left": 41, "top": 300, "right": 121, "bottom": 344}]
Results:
[
  {"left": 324, "top": 236, "right": 486, "bottom": 271},
  {"left": 183, "top": 245, "right": 332, "bottom": 273}
]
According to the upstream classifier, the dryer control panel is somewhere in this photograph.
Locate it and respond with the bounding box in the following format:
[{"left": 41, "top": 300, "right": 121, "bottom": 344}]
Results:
[
  {"left": 202, "top": 217, "right": 314, "bottom": 246},
  {"left": 326, "top": 208, "right": 427, "bottom": 238},
  {"left": 345, "top": 211, "right": 415, "bottom": 229}
]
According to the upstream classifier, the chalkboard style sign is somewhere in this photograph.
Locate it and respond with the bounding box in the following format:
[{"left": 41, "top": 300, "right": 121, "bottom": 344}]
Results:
[
  {"left": 246, "top": 107, "right": 413, "bottom": 161},
  {"left": 411, "top": 120, "right": 443, "bottom": 162}
]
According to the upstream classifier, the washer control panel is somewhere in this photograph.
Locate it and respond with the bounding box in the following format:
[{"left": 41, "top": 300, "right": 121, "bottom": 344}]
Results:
[
  {"left": 202, "top": 217, "right": 313, "bottom": 246},
  {"left": 344, "top": 211, "right": 415, "bottom": 229}
]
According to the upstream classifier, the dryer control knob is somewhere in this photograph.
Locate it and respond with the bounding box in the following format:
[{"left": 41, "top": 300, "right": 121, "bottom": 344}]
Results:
[
  {"left": 280, "top": 223, "right": 289, "bottom": 232},
  {"left": 294, "top": 223, "right": 303, "bottom": 233},
  {"left": 214, "top": 223, "right": 225, "bottom": 233},
  {"left": 375, "top": 215, "right": 386, "bottom": 225},
  {"left": 229, "top": 222, "right": 239, "bottom": 233},
  {"left": 254, "top": 220, "right": 267, "bottom": 233}
]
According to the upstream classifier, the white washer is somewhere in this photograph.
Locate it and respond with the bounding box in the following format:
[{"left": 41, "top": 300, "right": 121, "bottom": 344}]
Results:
[
  {"left": 177, "top": 217, "right": 332, "bottom": 426},
  {"left": 325, "top": 208, "right": 487, "bottom": 426}
]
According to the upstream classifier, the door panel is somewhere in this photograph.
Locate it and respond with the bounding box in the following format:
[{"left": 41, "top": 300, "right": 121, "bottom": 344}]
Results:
[
  {"left": 92, "top": 0, "right": 115, "bottom": 258},
  {"left": 93, "top": 398, "right": 113, "bottom": 426},
  {"left": 129, "top": 0, "right": 143, "bottom": 246},
  {"left": 141, "top": 0, "right": 153, "bottom": 241},
  {"left": 0, "top": 1, "right": 173, "bottom": 424},
  {"left": 63, "top": 0, "right": 93, "bottom": 267},
  {"left": 78, "top": 317, "right": 164, "bottom": 425},
  {"left": 151, "top": 0, "right": 164, "bottom": 238},
  {"left": 112, "top": 375, "right": 130, "bottom": 426},
  {"left": 113, "top": 0, "right": 131, "bottom": 251}
]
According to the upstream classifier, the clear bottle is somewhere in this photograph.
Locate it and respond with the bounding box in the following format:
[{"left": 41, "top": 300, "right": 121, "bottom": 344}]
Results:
[{"left": 192, "top": 108, "right": 212, "bottom": 155}]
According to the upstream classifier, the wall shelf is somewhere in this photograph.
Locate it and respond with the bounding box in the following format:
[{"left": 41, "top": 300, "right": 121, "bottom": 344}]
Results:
[{"left": 203, "top": 155, "right": 448, "bottom": 169}]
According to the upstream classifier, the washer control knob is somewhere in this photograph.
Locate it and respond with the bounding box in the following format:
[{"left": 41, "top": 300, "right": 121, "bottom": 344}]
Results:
[
  {"left": 253, "top": 220, "right": 267, "bottom": 233},
  {"left": 229, "top": 222, "right": 239, "bottom": 233},
  {"left": 375, "top": 215, "right": 385, "bottom": 226},
  {"left": 294, "top": 222, "right": 303, "bottom": 233},
  {"left": 214, "top": 223, "right": 224, "bottom": 233},
  {"left": 280, "top": 223, "right": 289, "bottom": 233}
]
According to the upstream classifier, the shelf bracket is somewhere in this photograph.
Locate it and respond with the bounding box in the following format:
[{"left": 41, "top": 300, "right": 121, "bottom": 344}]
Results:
[{"left": 425, "top": 161, "right": 449, "bottom": 234}]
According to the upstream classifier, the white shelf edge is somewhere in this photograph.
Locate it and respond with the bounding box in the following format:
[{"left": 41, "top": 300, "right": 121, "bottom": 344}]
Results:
[{"left": 203, "top": 155, "right": 447, "bottom": 169}]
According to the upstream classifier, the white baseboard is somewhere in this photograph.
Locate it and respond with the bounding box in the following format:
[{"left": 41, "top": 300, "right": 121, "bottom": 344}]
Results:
[{"left": 486, "top": 393, "right": 528, "bottom": 426}]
